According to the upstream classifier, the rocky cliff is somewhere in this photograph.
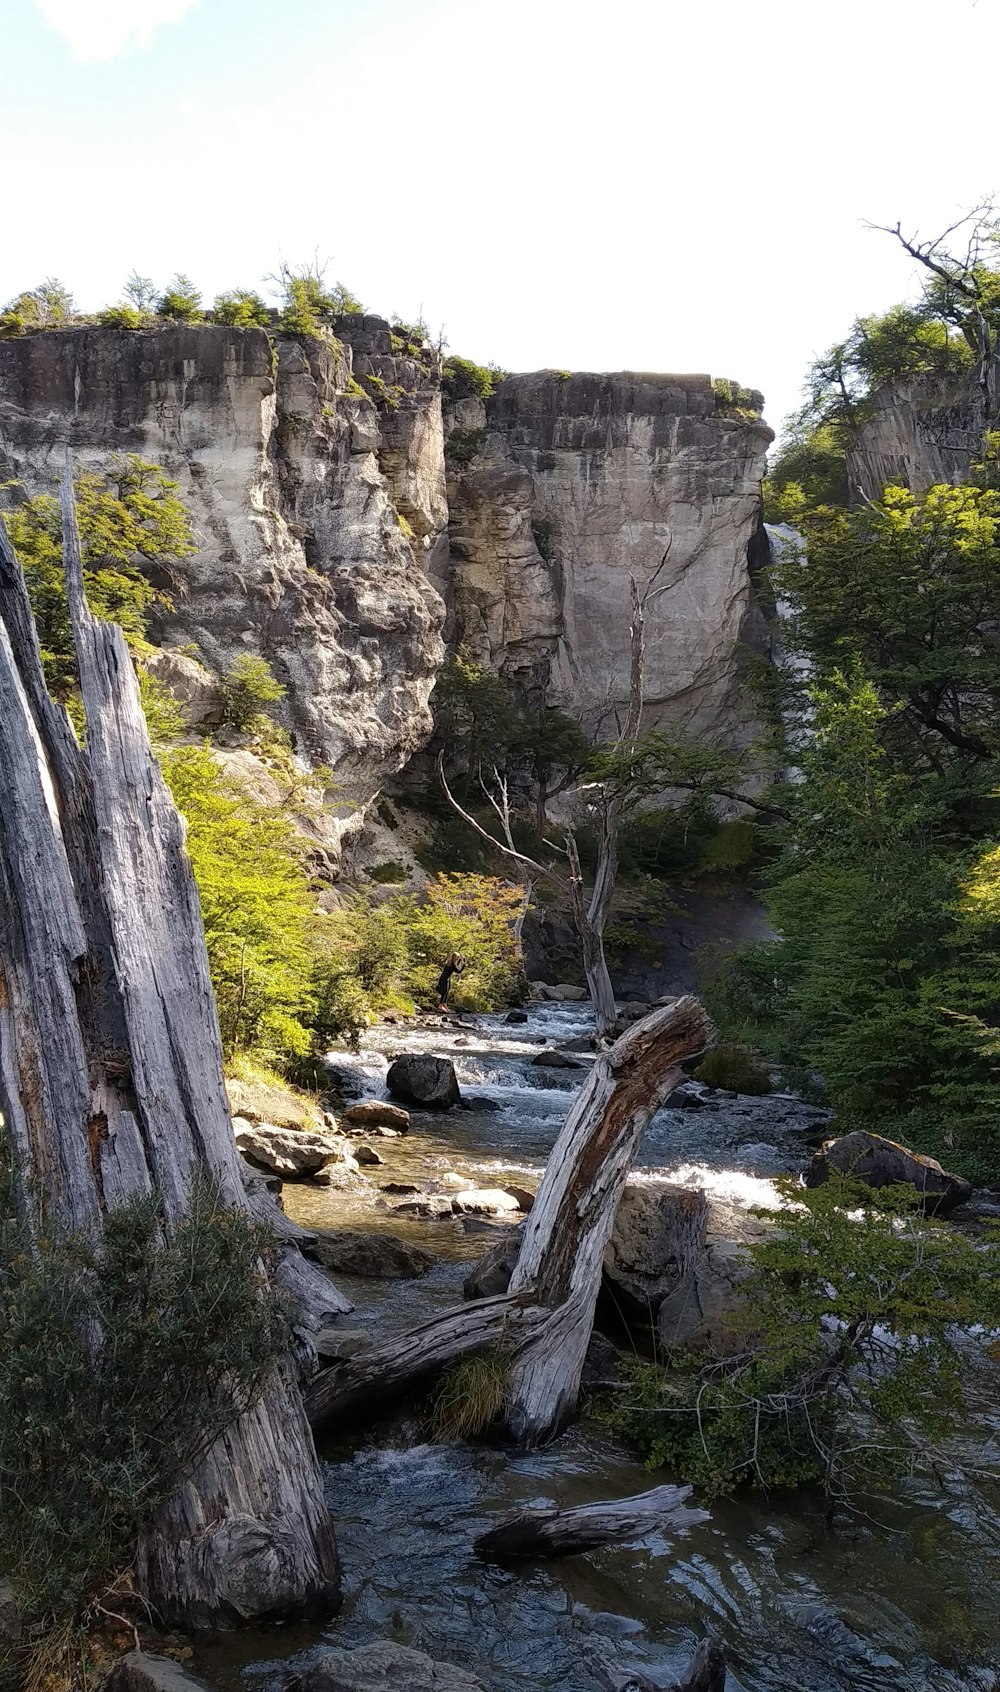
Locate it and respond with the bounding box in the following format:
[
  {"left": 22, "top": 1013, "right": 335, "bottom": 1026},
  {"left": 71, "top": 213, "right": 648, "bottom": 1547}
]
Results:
[
  {"left": 0, "top": 320, "right": 772, "bottom": 832},
  {"left": 848, "top": 370, "right": 982, "bottom": 499},
  {"left": 443, "top": 372, "right": 771, "bottom": 744},
  {"left": 0, "top": 323, "right": 445, "bottom": 809}
]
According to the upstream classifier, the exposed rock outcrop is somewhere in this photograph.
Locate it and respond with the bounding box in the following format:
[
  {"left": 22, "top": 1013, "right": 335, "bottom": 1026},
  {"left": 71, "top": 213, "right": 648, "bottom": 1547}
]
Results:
[
  {"left": 848, "top": 371, "right": 982, "bottom": 499},
  {"left": 0, "top": 324, "right": 445, "bottom": 828},
  {"left": 285, "top": 1642, "right": 486, "bottom": 1692},
  {"left": 445, "top": 372, "right": 772, "bottom": 746},
  {"left": 804, "top": 1129, "right": 973, "bottom": 1215}
]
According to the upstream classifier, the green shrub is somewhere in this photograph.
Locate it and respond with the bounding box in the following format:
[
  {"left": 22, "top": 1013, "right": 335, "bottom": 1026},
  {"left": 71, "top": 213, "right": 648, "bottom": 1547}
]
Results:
[
  {"left": 96, "top": 304, "right": 147, "bottom": 330},
  {"left": 692, "top": 1041, "right": 772, "bottom": 1094},
  {"left": 8, "top": 455, "right": 192, "bottom": 698},
  {"left": 599, "top": 1175, "right": 1000, "bottom": 1510},
  {"left": 212, "top": 288, "right": 271, "bottom": 327},
  {"left": 219, "top": 652, "right": 286, "bottom": 730},
  {"left": 368, "top": 859, "right": 409, "bottom": 884},
  {"left": 441, "top": 356, "right": 503, "bottom": 401},
  {"left": 155, "top": 274, "right": 203, "bottom": 322},
  {"left": 0, "top": 278, "right": 75, "bottom": 337},
  {"left": 0, "top": 1151, "right": 285, "bottom": 1669},
  {"left": 445, "top": 427, "right": 486, "bottom": 467},
  {"left": 711, "top": 376, "right": 761, "bottom": 419}
]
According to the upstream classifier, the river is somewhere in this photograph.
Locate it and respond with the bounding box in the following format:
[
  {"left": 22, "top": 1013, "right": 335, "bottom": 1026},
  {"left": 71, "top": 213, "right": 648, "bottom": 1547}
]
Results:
[{"left": 196, "top": 1005, "right": 1000, "bottom": 1692}]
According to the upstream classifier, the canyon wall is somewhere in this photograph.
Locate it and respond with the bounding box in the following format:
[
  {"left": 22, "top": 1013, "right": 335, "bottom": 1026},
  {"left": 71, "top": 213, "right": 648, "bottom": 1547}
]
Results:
[
  {"left": 0, "top": 319, "right": 772, "bottom": 833},
  {"left": 848, "top": 371, "right": 981, "bottom": 499}
]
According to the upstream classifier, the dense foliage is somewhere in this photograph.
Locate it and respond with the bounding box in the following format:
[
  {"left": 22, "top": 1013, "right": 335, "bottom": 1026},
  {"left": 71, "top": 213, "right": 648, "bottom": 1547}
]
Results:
[
  {"left": 601, "top": 1176, "right": 1000, "bottom": 1509},
  {"left": 713, "top": 482, "right": 1000, "bottom": 1178},
  {"left": 4, "top": 457, "right": 193, "bottom": 697},
  {"left": 0, "top": 1149, "right": 285, "bottom": 1663}
]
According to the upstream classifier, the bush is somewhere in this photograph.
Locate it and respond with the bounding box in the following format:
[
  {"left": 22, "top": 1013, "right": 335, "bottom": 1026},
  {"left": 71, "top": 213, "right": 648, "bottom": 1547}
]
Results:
[
  {"left": 441, "top": 356, "right": 503, "bottom": 402},
  {"left": 155, "top": 274, "right": 203, "bottom": 322},
  {"left": 368, "top": 859, "right": 409, "bottom": 884},
  {"left": 219, "top": 652, "right": 286, "bottom": 730},
  {"left": 212, "top": 288, "right": 271, "bottom": 328},
  {"left": 599, "top": 1175, "right": 1000, "bottom": 1511},
  {"left": 445, "top": 427, "right": 486, "bottom": 466},
  {"left": 0, "top": 1151, "right": 285, "bottom": 1668},
  {"left": 692, "top": 1041, "right": 772, "bottom": 1094},
  {"left": 0, "top": 278, "right": 75, "bottom": 337},
  {"left": 96, "top": 304, "right": 147, "bottom": 330}
]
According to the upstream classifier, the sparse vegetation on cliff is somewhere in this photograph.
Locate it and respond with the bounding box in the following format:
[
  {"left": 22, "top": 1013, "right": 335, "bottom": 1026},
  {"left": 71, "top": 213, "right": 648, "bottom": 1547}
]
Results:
[{"left": 441, "top": 354, "right": 504, "bottom": 401}]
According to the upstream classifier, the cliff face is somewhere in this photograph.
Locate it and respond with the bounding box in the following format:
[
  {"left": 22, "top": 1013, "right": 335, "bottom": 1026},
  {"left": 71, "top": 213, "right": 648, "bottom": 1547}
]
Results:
[
  {"left": 445, "top": 373, "right": 772, "bottom": 744},
  {"left": 0, "top": 324, "right": 445, "bottom": 805},
  {"left": 848, "top": 371, "right": 982, "bottom": 499},
  {"left": 0, "top": 322, "right": 771, "bottom": 826}
]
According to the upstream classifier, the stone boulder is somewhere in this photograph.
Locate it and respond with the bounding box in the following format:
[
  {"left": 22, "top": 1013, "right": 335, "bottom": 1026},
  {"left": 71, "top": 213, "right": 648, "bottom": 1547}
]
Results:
[
  {"left": 530, "top": 1050, "right": 580, "bottom": 1069},
  {"left": 343, "top": 1099, "right": 410, "bottom": 1131},
  {"left": 603, "top": 1186, "right": 709, "bottom": 1317},
  {"left": 233, "top": 1119, "right": 357, "bottom": 1179},
  {"left": 450, "top": 1187, "right": 522, "bottom": 1218},
  {"left": 804, "top": 1130, "right": 973, "bottom": 1215},
  {"left": 393, "top": 1195, "right": 457, "bottom": 1219},
  {"left": 286, "top": 1642, "right": 485, "bottom": 1692},
  {"left": 656, "top": 1198, "right": 772, "bottom": 1354},
  {"left": 463, "top": 1231, "right": 521, "bottom": 1298},
  {"left": 352, "top": 1144, "right": 384, "bottom": 1167},
  {"left": 504, "top": 1009, "right": 529, "bottom": 1024},
  {"left": 386, "top": 1053, "right": 461, "bottom": 1109},
  {"left": 143, "top": 647, "right": 220, "bottom": 727},
  {"left": 307, "top": 1230, "right": 436, "bottom": 1279},
  {"left": 103, "top": 1653, "right": 210, "bottom": 1692},
  {"left": 225, "top": 1075, "right": 320, "bottom": 1131}
]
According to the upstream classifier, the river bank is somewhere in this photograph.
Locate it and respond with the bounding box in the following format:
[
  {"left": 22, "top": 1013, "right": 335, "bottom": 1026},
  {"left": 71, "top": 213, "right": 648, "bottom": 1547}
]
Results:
[{"left": 198, "top": 1004, "right": 1000, "bottom": 1692}]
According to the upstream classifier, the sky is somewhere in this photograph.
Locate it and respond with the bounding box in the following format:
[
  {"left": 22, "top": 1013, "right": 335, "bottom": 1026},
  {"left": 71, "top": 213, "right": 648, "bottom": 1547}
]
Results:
[{"left": 3, "top": 0, "right": 999, "bottom": 439}]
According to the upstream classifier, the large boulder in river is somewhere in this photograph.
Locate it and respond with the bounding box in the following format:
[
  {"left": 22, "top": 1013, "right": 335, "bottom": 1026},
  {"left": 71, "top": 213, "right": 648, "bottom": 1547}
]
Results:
[
  {"left": 306, "top": 1230, "right": 436, "bottom": 1279},
  {"left": 286, "top": 1642, "right": 485, "bottom": 1692},
  {"left": 656, "top": 1199, "right": 770, "bottom": 1355},
  {"left": 386, "top": 1052, "right": 461, "bottom": 1109},
  {"left": 804, "top": 1130, "right": 972, "bottom": 1214},
  {"left": 603, "top": 1186, "right": 709, "bottom": 1316}
]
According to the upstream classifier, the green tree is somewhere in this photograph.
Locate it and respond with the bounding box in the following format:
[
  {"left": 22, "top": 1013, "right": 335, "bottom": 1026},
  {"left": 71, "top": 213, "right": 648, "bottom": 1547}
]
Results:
[
  {"left": 156, "top": 273, "right": 204, "bottom": 322},
  {"left": 6, "top": 455, "right": 195, "bottom": 697},
  {"left": 160, "top": 745, "right": 317, "bottom": 1061},
  {"left": 441, "top": 356, "right": 504, "bottom": 401},
  {"left": 219, "top": 652, "right": 287, "bottom": 730},
  {"left": 0, "top": 278, "right": 76, "bottom": 337},
  {"left": 212, "top": 288, "right": 271, "bottom": 327}
]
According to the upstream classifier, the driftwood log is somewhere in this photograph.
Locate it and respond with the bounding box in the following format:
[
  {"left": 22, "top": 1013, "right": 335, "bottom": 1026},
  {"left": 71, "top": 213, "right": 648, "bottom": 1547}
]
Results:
[
  {"left": 306, "top": 995, "right": 711, "bottom": 1443},
  {"left": 0, "top": 473, "right": 340, "bottom": 1627},
  {"left": 474, "top": 1482, "right": 708, "bottom": 1559}
]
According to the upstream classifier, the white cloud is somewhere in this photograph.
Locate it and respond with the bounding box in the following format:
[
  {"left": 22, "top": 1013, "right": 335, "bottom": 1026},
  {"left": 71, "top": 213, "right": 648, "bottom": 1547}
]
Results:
[{"left": 34, "top": 0, "right": 198, "bottom": 60}]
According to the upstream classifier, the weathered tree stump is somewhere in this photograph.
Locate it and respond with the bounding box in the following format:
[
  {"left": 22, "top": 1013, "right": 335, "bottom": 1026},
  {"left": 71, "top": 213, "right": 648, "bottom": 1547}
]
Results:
[{"left": 0, "top": 473, "right": 340, "bottom": 1627}]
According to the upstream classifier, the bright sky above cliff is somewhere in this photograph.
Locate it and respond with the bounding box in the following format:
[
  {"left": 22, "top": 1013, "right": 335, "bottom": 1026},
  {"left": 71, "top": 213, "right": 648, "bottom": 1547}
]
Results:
[{"left": 3, "top": 0, "right": 999, "bottom": 440}]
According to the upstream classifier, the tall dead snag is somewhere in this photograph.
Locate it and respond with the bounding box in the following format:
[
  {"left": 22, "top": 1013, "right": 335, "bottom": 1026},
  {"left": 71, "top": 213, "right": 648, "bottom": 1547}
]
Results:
[
  {"left": 306, "top": 995, "right": 711, "bottom": 1444},
  {"left": 0, "top": 472, "right": 340, "bottom": 1627}
]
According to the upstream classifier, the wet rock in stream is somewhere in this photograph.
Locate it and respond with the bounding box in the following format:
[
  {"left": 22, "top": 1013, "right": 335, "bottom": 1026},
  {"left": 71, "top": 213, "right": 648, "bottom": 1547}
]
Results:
[
  {"left": 286, "top": 1642, "right": 486, "bottom": 1692},
  {"left": 307, "top": 1230, "right": 437, "bottom": 1279},
  {"left": 387, "top": 1053, "right": 462, "bottom": 1109}
]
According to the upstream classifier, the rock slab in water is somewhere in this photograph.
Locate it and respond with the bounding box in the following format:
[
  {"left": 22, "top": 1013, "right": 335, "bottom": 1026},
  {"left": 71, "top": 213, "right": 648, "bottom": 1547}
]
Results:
[
  {"left": 603, "top": 1186, "right": 709, "bottom": 1315},
  {"left": 286, "top": 1643, "right": 486, "bottom": 1692},
  {"left": 233, "top": 1119, "right": 358, "bottom": 1179},
  {"left": 504, "top": 1009, "right": 529, "bottom": 1024},
  {"left": 343, "top": 1100, "right": 410, "bottom": 1131},
  {"left": 530, "top": 1050, "right": 581, "bottom": 1069},
  {"left": 656, "top": 1197, "right": 771, "bottom": 1354},
  {"left": 386, "top": 1053, "right": 461, "bottom": 1109},
  {"left": 103, "top": 1653, "right": 210, "bottom": 1692},
  {"left": 307, "top": 1230, "right": 436, "bottom": 1279},
  {"left": 451, "top": 1187, "right": 523, "bottom": 1217},
  {"left": 804, "top": 1130, "right": 973, "bottom": 1214}
]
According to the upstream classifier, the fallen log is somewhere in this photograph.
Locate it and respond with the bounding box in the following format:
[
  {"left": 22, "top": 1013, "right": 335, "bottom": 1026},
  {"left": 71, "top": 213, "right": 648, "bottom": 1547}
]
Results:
[
  {"left": 473, "top": 1482, "right": 708, "bottom": 1559},
  {"left": 0, "top": 473, "right": 340, "bottom": 1627},
  {"left": 305, "top": 996, "right": 711, "bottom": 1443}
]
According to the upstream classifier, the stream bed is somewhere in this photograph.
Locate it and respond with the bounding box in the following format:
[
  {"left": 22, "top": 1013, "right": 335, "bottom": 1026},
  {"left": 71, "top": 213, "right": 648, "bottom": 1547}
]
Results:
[{"left": 197, "top": 1005, "right": 1000, "bottom": 1692}]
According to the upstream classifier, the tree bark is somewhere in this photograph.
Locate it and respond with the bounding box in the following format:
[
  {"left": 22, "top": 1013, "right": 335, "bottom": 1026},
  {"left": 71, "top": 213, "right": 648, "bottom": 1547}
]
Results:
[
  {"left": 0, "top": 476, "right": 340, "bottom": 1628},
  {"left": 305, "top": 996, "right": 711, "bottom": 1443},
  {"left": 473, "top": 1483, "right": 708, "bottom": 1559}
]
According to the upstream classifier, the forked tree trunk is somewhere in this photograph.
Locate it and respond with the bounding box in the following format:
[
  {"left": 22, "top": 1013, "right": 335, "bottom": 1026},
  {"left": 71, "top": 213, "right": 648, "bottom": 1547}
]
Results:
[
  {"left": 305, "top": 996, "right": 711, "bottom": 1443},
  {"left": 0, "top": 475, "right": 340, "bottom": 1627}
]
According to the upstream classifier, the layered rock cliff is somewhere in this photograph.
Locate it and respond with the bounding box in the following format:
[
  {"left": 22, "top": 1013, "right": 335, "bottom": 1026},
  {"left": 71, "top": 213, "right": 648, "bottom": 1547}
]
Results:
[
  {"left": 0, "top": 319, "right": 772, "bottom": 835},
  {"left": 443, "top": 372, "right": 772, "bottom": 745},
  {"left": 0, "top": 323, "right": 445, "bottom": 807},
  {"left": 848, "top": 370, "right": 982, "bottom": 499}
]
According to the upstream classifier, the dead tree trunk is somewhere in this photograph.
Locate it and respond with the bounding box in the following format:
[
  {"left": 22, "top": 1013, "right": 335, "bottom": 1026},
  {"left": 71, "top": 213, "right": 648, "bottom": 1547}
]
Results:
[
  {"left": 305, "top": 996, "right": 711, "bottom": 1442},
  {"left": 0, "top": 475, "right": 340, "bottom": 1628}
]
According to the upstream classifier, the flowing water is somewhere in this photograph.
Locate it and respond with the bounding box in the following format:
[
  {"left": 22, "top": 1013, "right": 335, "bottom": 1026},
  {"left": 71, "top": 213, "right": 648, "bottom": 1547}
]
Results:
[{"left": 197, "top": 1006, "right": 1000, "bottom": 1692}]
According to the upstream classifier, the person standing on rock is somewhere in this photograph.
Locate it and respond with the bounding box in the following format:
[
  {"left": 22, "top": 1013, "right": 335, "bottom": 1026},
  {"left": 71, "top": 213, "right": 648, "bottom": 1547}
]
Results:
[{"left": 435, "top": 952, "right": 466, "bottom": 1011}]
